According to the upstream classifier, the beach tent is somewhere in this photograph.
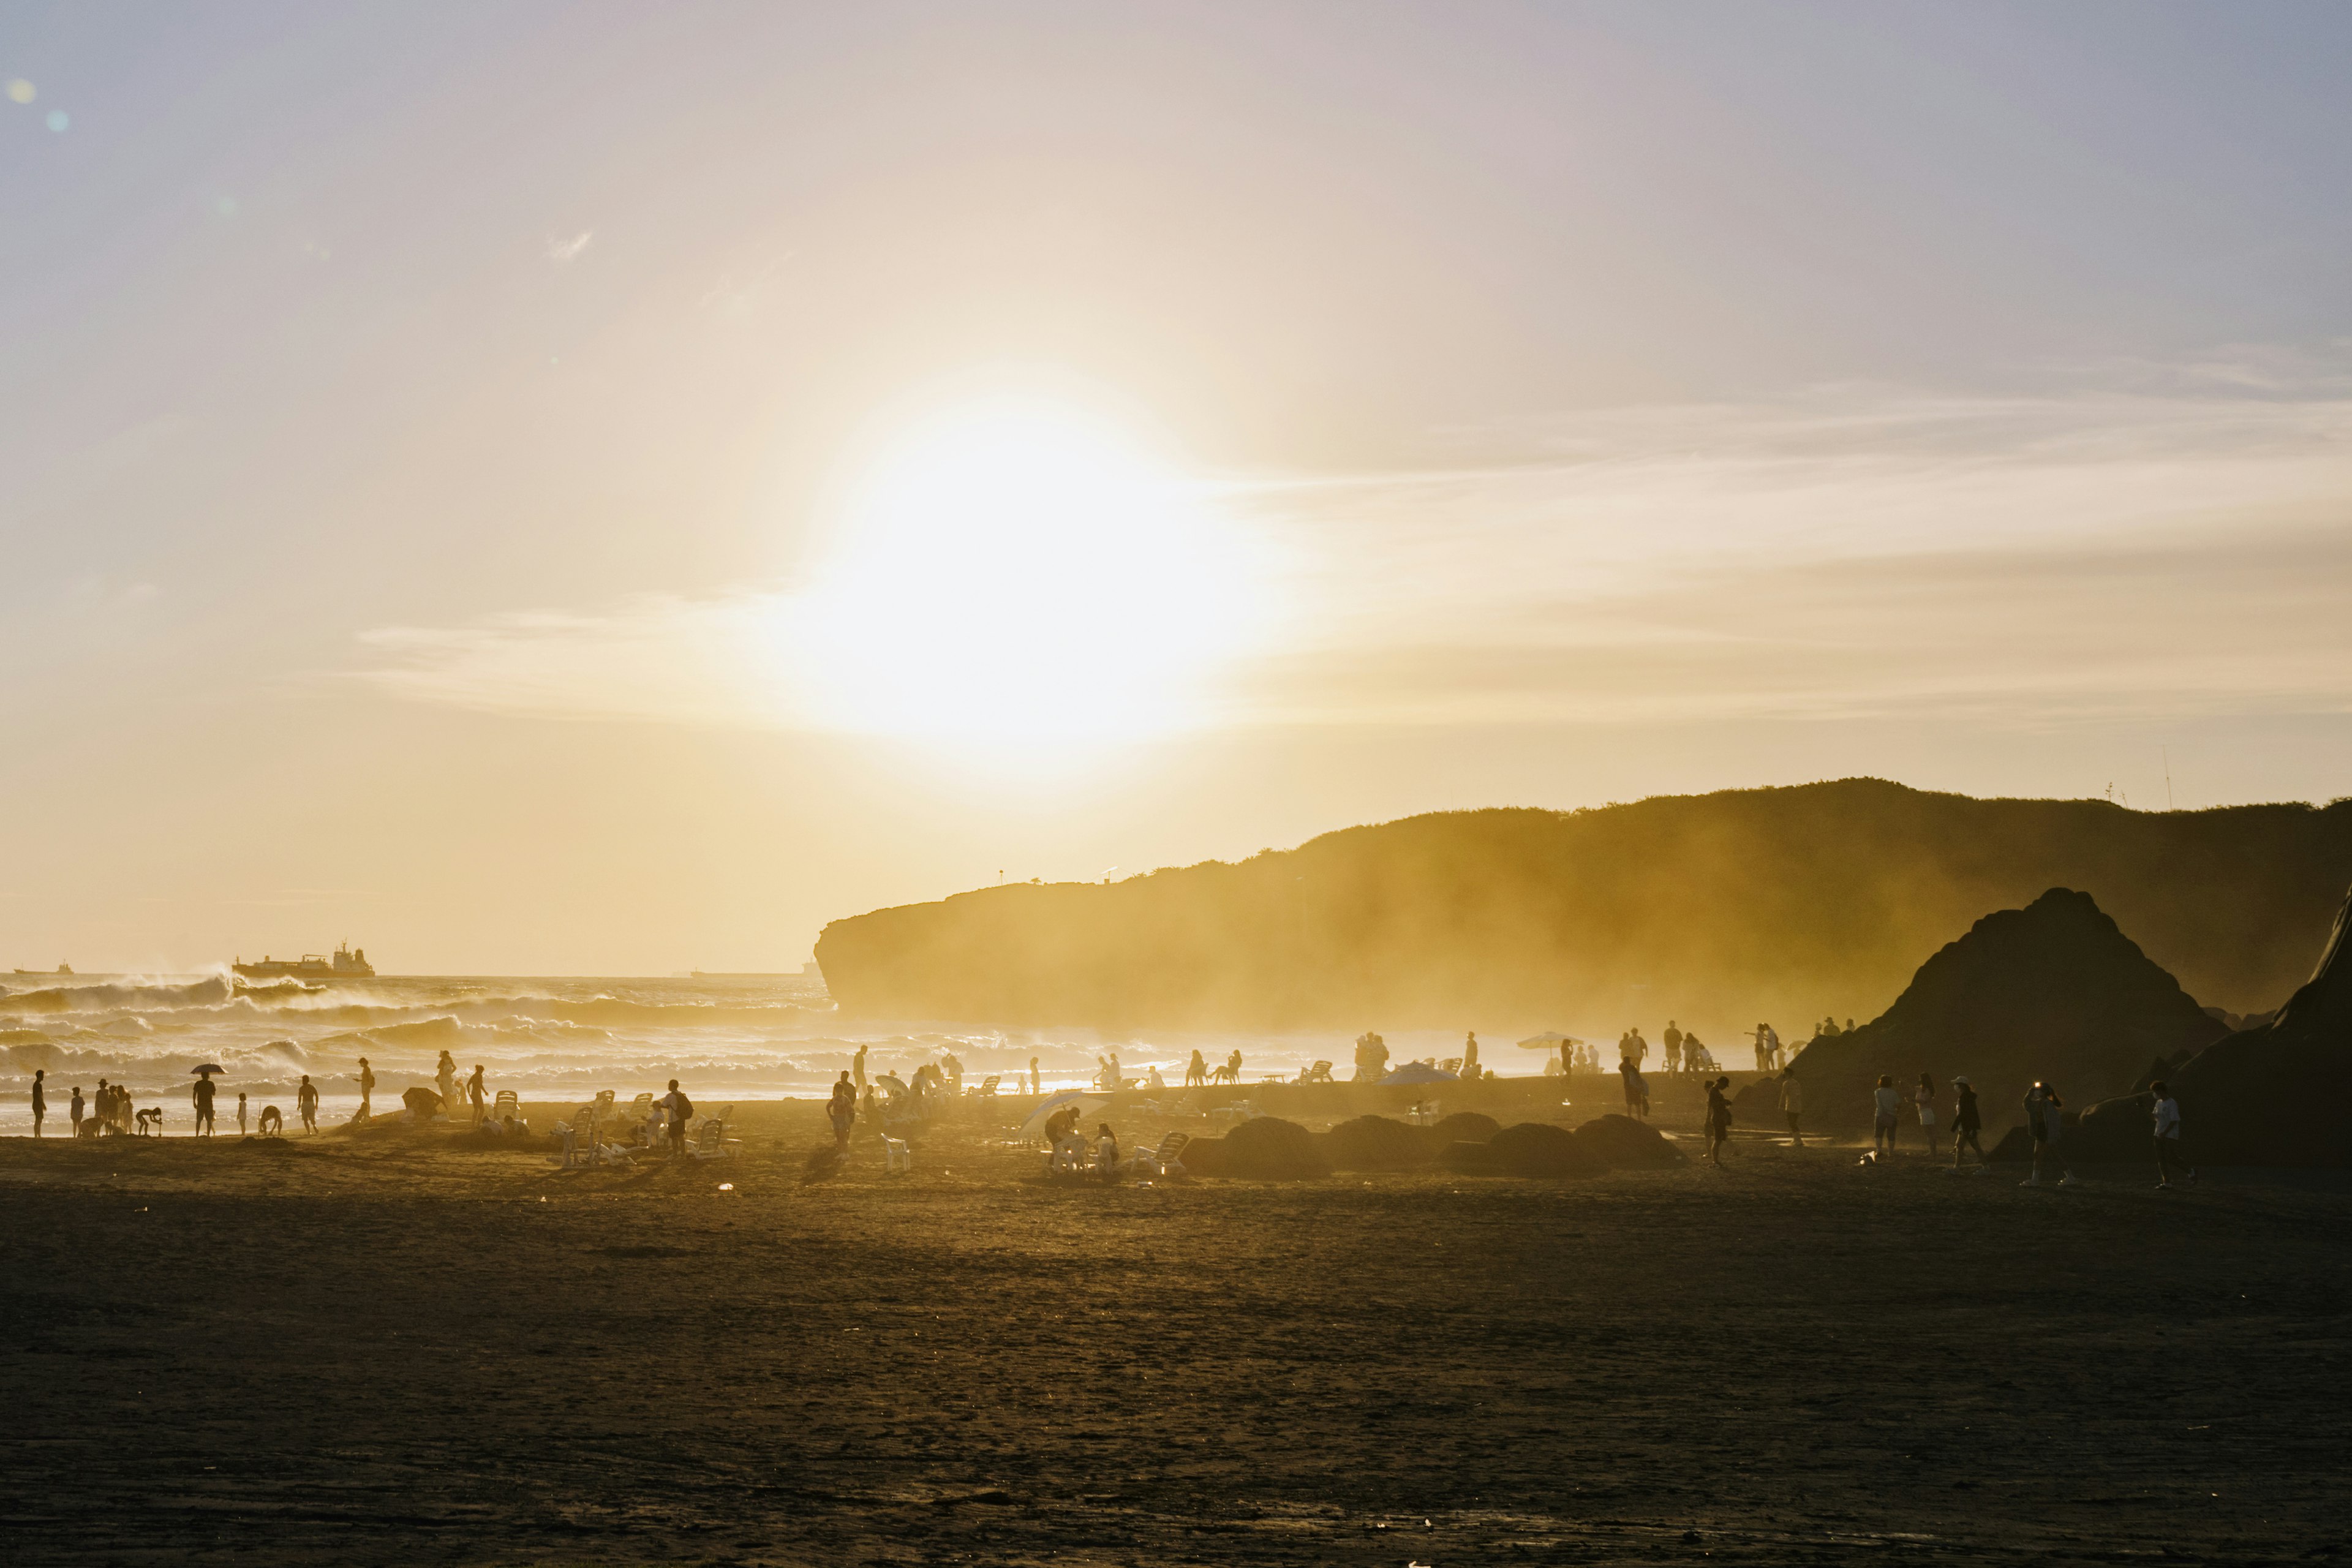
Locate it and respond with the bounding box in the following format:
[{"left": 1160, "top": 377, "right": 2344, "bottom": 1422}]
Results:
[{"left": 1017, "top": 1090, "right": 1112, "bottom": 1142}]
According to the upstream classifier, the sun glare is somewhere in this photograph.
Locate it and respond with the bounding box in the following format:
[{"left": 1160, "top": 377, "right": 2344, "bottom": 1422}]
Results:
[{"left": 793, "top": 398, "right": 1265, "bottom": 747}]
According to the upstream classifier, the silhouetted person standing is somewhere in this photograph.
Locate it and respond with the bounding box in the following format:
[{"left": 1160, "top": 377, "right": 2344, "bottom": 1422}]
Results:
[
  {"left": 660, "top": 1079, "right": 692, "bottom": 1156},
  {"left": 827, "top": 1072, "right": 856, "bottom": 1151},
  {"left": 355, "top": 1057, "right": 375, "bottom": 1123},
  {"left": 1461, "top": 1032, "right": 1480, "bottom": 1080},
  {"left": 193, "top": 1072, "right": 217, "bottom": 1137},
  {"left": 1912, "top": 1073, "right": 1938, "bottom": 1155},
  {"left": 297, "top": 1074, "right": 319, "bottom": 1134},
  {"left": 1705, "top": 1076, "right": 1732, "bottom": 1166},
  {"left": 30, "top": 1068, "right": 45, "bottom": 1138},
  {"left": 1662, "top": 1022, "right": 1683, "bottom": 1076},
  {"left": 467, "top": 1065, "right": 487, "bottom": 1125},
  {"left": 236, "top": 1092, "right": 249, "bottom": 1137},
  {"left": 1872, "top": 1075, "right": 1901, "bottom": 1157},
  {"left": 2152, "top": 1080, "right": 2195, "bottom": 1189},
  {"left": 1029, "top": 1056, "right": 1041, "bottom": 1095},
  {"left": 1779, "top": 1066, "right": 1804, "bottom": 1146},
  {"left": 436, "top": 1050, "right": 458, "bottom": 1118},
  {"left": 2022, "top": 1082, "right": 2077, "bottom": 1186},
  {"left": 1950, "top": 1076, "right": 1984, "bottom": 1170},
  {"left": 853, "top": 1045, "right": 869, "bottom": 1095},
  {"left": 69, "top": 1084, "right": 85, "bottom": 1137}
]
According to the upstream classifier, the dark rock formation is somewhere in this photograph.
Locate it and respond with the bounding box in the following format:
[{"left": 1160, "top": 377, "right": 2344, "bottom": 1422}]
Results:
[
  {"left": 1422, "top": 1110, "right": 1502, "bottom": 1151},
  {"left": 1751, "top": 889, "right": 2225, "bottom": 1137},
  {"left": 2073, "top": 884, "right": 2352, "bottom": 1168}
]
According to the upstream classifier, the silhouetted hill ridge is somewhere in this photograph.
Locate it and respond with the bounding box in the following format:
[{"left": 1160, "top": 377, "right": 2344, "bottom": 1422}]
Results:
[{"left": 815, "top": 778, "right": 2352, "bottom": 1031}]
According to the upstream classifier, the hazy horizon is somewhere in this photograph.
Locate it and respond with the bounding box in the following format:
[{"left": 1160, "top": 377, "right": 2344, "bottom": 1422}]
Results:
[{"left": 7, "top": 2, "right": 2352, "bottom": 974}]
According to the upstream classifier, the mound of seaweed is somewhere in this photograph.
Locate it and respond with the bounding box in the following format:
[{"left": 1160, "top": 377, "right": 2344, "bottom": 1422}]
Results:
[
  {"left": 1758, "top": 889, "right": 2226, "bottom": 1137},
  {"left": 2071, "top": 884, "right": 2352, "bottom": 1167},
  {"left": 1571, "top": 1113, "right": 1685, "bottom": 1167},
  {"left": 1319, "top": 1115, "right": 1432, "bottom": 1170},
  {"left": 1185, "top": 1117, "right": 1329, "bottom": 1180},
  {"left": 1422, "top": 1110, "right": 1501, "bottom": 1152}
]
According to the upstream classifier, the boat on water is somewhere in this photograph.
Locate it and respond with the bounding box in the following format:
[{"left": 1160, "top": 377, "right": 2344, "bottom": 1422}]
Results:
[
  {"left": 233, "top": 943, "right": 375, "bottom": 980},
  {"left": 11, "top": 964, "right": 72, "bottom": 975}
]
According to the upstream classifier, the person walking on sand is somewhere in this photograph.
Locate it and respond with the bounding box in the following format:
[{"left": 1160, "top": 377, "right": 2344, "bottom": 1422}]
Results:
[
  {"left": 1950, "top": 1076, "right": 1985, "bottom": 1171},
  {"left": 659, "top": 1080, "right": 693, "bottom": 1156},
  {"left": 297, "top": 1074, "right": 319, "bottom": 1134},
  {"left": 827, "top": 1072, "right": 856, "bottom": 1152},
  {"left": 2023, "top": 1082, "right": 2079, "bottom": 1187},
  {"left": 1871, "top": 1074, "right": 1901, "bottom": 1158},
  {"left": 355, "top": 1057, "right": 375, "bottom": 1123},
  {"left": 1779, "top": 1066, "right": 1804, "bottom": 1147},
  {"left": 466, "top": 1064, "right": 487, "bottom": 1126},
  {"left": 31, "top": 1068, "right": 45, "bottom": 1138},
  {"left": 1705, "top": 1075, "right": 1733, "bottom": 1166},
  {"left": 2151, "top": 1080, "right": 2196, "bottom": 1189},
  {"left": 1912, "top": 1074, "right": 1938, "bottom": 1155}
]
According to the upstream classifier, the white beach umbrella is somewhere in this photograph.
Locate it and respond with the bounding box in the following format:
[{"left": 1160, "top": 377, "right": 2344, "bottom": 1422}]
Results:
[
  {"left": 1017, "top": 1091, "right": 1111, "bottom": 1142},
  {"left": 1517, "top": 1031, "right": 1578, "bottom": 1049}
]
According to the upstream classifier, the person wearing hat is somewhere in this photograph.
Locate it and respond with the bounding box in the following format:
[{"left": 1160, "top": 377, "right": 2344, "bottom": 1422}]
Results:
[{"left": 1949, "top": 1076, "right": 1983, "bottom": 1170}]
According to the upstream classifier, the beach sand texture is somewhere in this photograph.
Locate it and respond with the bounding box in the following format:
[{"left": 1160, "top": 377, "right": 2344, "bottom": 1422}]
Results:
[{"left": 5, "top": 1101, "right": 2346, "bottom": 1565}]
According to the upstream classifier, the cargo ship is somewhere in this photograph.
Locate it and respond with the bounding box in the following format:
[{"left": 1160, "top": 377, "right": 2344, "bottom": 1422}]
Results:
[{"left": 233, "top": 943, "right": 375, "bottom": 979}]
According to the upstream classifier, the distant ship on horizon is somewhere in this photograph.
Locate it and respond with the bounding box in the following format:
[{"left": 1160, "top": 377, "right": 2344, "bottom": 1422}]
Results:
[
  {"left": 10, "top": 964, "right": 72, "bottom": 976},
  {"left": 233, "top": 943, "right": 375, "bottom": 980}
]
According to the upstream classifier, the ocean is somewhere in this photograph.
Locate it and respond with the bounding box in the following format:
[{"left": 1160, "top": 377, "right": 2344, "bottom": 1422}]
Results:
[{"left": 0, "top": 971, "right": 1513, "bottom": 1131}]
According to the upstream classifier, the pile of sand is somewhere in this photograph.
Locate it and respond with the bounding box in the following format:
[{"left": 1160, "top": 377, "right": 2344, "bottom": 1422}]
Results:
[
  {"left": 1438, "top": 1114, "right": 1679, "bottom": 1175},
  {"left": 1743, "top": 888, "right": 2226, "bottom": 1136},
  {"left": 1422, "top": 1111, "right": 1501, "bottom": 1150},
  {"left": 1181, "top": 1117, "right": 1330, "bottom": 1180},
  {"left": 1317, "top": 1115, "right": 1433, "bottom": 1170},
  {"left": 1570, "top": 1114, "right": 1684, "bottom": 1168},
  {"left": 2071, "top": 884, "right": 2352, "bottom": 1168}
]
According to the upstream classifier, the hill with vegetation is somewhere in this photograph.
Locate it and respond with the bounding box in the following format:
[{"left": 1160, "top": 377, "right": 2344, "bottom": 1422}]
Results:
[{"left": 813, "top": 779, "right": 2352, "bottom": 1033}]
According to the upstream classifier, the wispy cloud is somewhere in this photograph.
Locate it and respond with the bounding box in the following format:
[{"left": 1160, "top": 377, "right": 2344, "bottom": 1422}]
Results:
[
  {"left": 352, "top": 373, "right": 2352, "bottom": 734},
  {"left": 545, "top": 230, "right": 592, "bottom": 264}
]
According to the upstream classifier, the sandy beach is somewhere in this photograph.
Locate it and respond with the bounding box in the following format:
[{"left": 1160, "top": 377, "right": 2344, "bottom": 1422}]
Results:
[{"left": 5, "top": 1091, "right": 2346, "bottom": 1566}]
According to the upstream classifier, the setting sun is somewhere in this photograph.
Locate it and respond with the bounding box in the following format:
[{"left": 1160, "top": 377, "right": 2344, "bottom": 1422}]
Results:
[{"left": 791, "top": 398, "right": 1268, "bottom": 745}]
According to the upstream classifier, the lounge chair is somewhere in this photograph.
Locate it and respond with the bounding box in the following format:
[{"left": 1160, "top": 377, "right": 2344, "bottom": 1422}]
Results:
[
  {"left": 1296, "top": 1060, "right": 1334, "bottom": 1084},
  {"left": 1121, "top": 1131, "right": 1191, "bottom": 1178},
  {"left": 1210, "top": 1099, "right": 1257, "bottom": 1125},
  {"left": 690, "top": 1109, "right": 742, "bottom": 1159},
  {"left": 492, "top": 1088, "right": 521, "bottom": 1127}
]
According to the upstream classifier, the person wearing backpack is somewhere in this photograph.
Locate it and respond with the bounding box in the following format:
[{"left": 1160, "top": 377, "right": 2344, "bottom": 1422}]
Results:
[{"left": 660, "top": 1079, "right": 693, "bottom": 1156}]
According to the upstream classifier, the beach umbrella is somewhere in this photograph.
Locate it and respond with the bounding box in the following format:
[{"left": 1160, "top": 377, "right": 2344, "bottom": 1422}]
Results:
[
  {"left": 1516, "top": 1031, "right": 1576, "bottom": 1049},
  {"left": 1017, "top": 1091, "right": 1110, "bottom": 1142},
  {"left": 1382, "top": 1061, "right": 1458, "bottom": 1085},
  {"left": 190, "top": 1064, "right": 225, "bottom": 1076}
]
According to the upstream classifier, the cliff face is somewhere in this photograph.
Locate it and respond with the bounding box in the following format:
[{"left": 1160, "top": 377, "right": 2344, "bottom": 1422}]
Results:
[{"left": 814, "top": 780, "right": 2352, "bottom": 1031}]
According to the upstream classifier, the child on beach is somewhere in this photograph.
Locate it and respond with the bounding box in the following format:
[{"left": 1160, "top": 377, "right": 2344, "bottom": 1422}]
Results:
[{"left": 237, "top": 1092, "right": 249, "bottom": 1136}]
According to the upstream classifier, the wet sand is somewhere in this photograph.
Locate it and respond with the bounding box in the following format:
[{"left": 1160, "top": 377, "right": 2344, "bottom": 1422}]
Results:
[{"left": 4, "top": 1096, "right": 2346, "bottom": 1565}]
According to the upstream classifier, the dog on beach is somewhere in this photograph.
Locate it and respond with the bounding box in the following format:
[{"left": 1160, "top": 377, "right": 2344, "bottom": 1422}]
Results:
[
  {"left": 257, "top": 1105, "right": 284, "bottom": 1137},
  {"left": 135, "top": 1107, "right": 164, "bottom": 1136}
]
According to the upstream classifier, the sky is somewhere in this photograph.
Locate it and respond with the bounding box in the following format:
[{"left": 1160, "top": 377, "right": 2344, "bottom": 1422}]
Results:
[{"left": 4, "top": 1, "right": 2351, "bottom": 974}]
